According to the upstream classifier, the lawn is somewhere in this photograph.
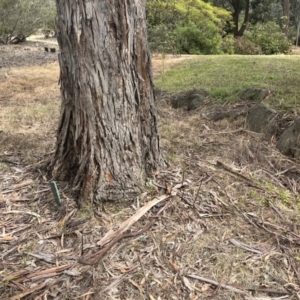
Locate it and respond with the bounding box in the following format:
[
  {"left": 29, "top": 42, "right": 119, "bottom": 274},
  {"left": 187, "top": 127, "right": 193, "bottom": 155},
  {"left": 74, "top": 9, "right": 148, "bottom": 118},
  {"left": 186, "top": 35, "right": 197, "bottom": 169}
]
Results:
[{"left": 155, "top": 55, "right": 300, "bottom": 110}]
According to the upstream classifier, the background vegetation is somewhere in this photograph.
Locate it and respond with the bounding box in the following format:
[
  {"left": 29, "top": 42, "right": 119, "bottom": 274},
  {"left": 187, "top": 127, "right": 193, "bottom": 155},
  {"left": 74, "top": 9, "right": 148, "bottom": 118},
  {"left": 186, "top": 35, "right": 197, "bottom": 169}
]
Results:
[
  {"left": 0, "top": 0, "right": 299, "bottom": 54},
  {"left": 146, "top": 0, "right": 298, "bottom": 55},
  {"left": 0, "top": 0, "right": 56, "bottom": 44}
]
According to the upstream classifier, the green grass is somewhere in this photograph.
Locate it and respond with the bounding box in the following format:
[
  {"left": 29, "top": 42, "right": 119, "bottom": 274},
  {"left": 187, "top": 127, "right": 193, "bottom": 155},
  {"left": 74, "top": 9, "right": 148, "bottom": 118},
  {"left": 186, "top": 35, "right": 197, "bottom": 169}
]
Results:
[{"left": 154, "top": 55, "right": 300, "bottom": 110}]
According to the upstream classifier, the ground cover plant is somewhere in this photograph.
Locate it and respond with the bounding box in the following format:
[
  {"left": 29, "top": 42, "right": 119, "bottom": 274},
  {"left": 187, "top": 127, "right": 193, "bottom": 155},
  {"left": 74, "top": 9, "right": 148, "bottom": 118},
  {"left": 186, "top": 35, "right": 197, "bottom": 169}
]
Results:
[{"left": 1, "top": 45, "right": 300, "bottom": 299}]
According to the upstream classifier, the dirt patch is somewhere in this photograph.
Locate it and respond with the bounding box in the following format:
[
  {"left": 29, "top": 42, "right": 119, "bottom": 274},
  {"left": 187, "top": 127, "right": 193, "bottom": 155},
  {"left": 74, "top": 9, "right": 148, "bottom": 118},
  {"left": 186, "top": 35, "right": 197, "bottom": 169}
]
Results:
[
  {"left": 0, "top": 45, "right": 58, "bottom": 68},
  {"left": 291, "top": 46, "right": 300, "bottom": 55},
  {"left": 151, "top": 54, "right": 197, "bottom": 78},
  {"left": 1, "top": 51, "right": 300, "bottom": 300}
]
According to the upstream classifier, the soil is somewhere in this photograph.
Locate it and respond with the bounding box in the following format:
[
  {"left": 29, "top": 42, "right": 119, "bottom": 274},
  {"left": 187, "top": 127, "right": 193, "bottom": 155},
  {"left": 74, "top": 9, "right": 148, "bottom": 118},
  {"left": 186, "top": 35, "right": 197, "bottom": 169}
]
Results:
[
  {"left": 0, "top": 45, "right": 58, "bottom": 68},
  {"left": 0, "top": 40, "right": 196, "bottom": 75}
]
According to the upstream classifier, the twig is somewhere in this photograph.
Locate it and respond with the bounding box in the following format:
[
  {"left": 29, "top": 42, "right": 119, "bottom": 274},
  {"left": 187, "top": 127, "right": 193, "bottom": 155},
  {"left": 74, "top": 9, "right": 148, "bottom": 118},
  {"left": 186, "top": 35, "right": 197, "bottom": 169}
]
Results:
[
  {"left": 186, "top": 274, "right": 250, "bottom": 296},
  {"left": 230, "top": 239, "right": 262, "bottom": 254},
  {"left": 138, "top": 255, "right": 149, "bottom": 298},
  {"left": 199, "top": 128, "right": 260, "bottom": 138},
  {"left": 216, "top": 160, "right": 263, "bottom": 190}
]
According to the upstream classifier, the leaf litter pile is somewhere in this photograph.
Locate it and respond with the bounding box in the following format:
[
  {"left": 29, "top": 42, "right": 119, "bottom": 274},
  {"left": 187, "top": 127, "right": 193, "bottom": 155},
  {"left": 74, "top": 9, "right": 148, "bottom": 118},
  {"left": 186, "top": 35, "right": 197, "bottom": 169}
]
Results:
[{"left": 1, "top": 50, "right": 300, "bottom": 299}]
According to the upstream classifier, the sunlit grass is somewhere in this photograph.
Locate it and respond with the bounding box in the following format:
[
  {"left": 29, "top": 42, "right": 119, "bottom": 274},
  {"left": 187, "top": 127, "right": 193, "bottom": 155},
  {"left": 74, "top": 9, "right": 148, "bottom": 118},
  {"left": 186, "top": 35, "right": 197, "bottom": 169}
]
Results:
[{"left": 154, "top": 55, "right": 300, "bottom": 110}]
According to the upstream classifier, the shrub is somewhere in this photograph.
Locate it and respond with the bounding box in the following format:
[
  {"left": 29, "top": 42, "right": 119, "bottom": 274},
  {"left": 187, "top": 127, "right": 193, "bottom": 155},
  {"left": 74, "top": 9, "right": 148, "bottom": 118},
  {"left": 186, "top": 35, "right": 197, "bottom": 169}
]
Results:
[
  {"left": 175, "top": 21, "right": 222, "bottom": 54},
  {"left": 246, "top": 22, "right": 292, "bottom": 54},
  {"left": 221, "top": 35, "right": 235, "bottom": 54},
  {"left": 0, "top": 0, "right": 55, "bottom": 44},
  {"left": 148, "top": 24, "right": 177, "bottom": 54},
  {"left": 234, "top": 37, "right": 262, "bottom": 55},
  {"left": 147, "top": 0, "right": 231, "bottom": 55}
]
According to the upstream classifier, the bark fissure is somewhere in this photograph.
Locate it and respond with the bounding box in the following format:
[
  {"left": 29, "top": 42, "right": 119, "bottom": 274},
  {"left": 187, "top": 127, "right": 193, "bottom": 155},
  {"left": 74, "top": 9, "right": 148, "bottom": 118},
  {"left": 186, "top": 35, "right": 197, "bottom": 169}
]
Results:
[{"left": 52, "top": 0, "right": 164, "bottom": 202}]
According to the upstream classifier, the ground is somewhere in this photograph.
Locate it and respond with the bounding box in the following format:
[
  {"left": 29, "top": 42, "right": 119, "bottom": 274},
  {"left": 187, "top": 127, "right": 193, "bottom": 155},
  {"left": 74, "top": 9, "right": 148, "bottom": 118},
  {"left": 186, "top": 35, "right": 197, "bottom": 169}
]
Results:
[{"left": 1, "top": 41, "right": 300, "bottom": 300}]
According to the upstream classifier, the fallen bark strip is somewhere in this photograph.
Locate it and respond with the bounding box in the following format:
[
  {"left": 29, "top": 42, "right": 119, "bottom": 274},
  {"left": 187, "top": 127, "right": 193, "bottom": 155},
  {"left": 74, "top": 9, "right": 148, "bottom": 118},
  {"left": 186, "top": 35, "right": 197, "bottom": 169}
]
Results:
[
  {"left": 96, "top": 193, "right": 173, "bottom": 248},
  {"left": 78, "top": 219, "right": 155, "bottom": 265},
  {"left": 78, "top": 183, "right": 185, "bottom": 265}
]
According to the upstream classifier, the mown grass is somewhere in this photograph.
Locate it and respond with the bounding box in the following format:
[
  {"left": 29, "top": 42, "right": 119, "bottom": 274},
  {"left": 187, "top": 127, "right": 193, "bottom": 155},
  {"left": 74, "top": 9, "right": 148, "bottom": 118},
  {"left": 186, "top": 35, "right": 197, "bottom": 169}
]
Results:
[{"left": 154, "top": 55, "right": 300, "bottom": 110}]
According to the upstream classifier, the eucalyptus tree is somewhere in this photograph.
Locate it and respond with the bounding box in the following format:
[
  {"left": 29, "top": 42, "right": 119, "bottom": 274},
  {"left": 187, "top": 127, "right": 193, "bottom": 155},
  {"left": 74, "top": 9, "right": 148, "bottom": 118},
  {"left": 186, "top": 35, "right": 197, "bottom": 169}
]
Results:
[{"left": 51, "top": 0, "right": 165, "bottom": 203}]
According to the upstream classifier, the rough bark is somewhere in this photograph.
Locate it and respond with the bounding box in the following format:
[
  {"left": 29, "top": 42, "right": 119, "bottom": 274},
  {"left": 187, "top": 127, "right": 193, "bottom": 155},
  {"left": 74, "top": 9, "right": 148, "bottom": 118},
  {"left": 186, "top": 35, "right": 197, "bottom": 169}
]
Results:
[{"left": 51, "top": 0, "right": 165, "bottom": 203}]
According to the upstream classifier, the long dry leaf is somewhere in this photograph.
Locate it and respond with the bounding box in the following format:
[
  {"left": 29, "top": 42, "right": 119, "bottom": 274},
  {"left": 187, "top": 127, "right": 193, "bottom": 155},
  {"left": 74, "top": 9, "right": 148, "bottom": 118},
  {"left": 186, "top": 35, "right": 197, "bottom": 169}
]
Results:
[{"left": 97, "top": 194, "right": 170, "bottom": 247}]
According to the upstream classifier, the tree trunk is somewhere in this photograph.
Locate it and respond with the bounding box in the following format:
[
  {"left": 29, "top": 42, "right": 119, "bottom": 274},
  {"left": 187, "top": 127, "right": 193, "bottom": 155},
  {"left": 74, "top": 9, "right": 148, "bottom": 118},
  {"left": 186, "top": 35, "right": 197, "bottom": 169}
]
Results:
[
  {"left": 232, "top": 0, "right": 240, "bottom": 37},
  {"left": 237, "top": 0, "right": 249, "bottom": 37},
  {"left": 51, "top": 0, "right": 165, "bottom": 203},
  {"left": 297, "top": 21, "right": 300, "bottom": 46},
  {"left": 282, "top": 0, "right": 290, "bottom": 36},
  {"left": 232, "top": 0, "right": 250, "bottom": 37}
]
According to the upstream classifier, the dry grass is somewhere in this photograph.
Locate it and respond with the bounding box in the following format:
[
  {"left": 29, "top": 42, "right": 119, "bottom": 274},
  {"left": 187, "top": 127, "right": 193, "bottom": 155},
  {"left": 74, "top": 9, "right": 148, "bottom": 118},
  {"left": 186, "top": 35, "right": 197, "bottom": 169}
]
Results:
[
  {"left": 1, "top": 48, "right": 300, "bottom": 300},
  {"left": 0, "top": 63, "right": 60, "bottom": 165}
]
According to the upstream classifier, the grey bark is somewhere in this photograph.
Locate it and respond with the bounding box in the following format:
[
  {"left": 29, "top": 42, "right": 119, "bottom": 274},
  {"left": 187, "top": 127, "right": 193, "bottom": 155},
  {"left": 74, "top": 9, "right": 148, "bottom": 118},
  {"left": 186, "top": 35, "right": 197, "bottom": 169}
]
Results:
[{"left": 51, "top": 0, "right": 165, "bottom": 202}]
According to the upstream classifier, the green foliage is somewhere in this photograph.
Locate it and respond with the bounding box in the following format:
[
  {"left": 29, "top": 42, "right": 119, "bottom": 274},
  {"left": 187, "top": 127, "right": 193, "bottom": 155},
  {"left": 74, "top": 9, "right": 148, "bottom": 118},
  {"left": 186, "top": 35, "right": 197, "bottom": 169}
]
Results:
[
  {"left": 147, "top": 0, "right": 180, "bottom": 53},
  {"left": 250, "top": 0, "right": 283, "bottom": 25},
  {"left": 0, "top": 0, "right": 56, "bottom": 44},
  {"left": 175, "top": 21, "right": 222, "bottom": 54},
  {"left": 234, "top": 36, "right": 262, "bottom": 54},
  {"left": 221, "top": 34, "right": 235, "bottom": 54},
  {"left": 148, "top": 24, "right": 177, "bottom": 54},
  {"left": 246, "top": 22, "right": 292, "bottom": 54},
  {"left": 147, "top": 0, "right": 231, "bottom": 54}
]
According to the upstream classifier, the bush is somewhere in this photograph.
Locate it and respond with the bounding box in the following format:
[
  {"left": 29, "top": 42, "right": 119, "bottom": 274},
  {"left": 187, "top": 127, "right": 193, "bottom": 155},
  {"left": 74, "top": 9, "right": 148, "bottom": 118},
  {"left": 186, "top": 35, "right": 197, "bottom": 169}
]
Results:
[
  {"left": 147, "top": 0, "right": 231, "bottom": 55},
  {"left": 0, "top": 0, "right": 55, "bottom": 44},
  {"left": 175, "top": 21, "right": 222, "bottom": 54},
  {"left": 246, "top": 22, "right": 292, "bottom": 54},
  {"left": 221, "top": 35, "right": 235, "bottom": 54},
  {"left": 234, "top": 37, "right": 262, "bottom": 54},
  {"left": 148, "top": 24, "right": 177, "bottom": 54}
]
